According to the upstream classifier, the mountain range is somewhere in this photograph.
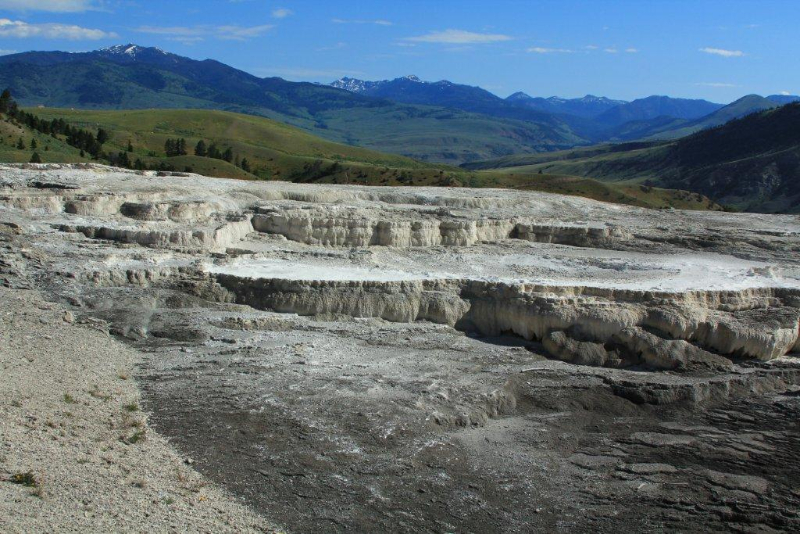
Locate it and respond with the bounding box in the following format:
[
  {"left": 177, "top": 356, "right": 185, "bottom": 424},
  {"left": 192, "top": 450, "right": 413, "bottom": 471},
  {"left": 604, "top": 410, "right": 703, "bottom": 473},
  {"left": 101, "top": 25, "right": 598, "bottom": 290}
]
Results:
[
  {"left": 331, "top": 74, "right": 799, "bottom": 142},
  {"left": 0, "top": 44, "right": 797, "bottom": 167},
  {"left": 0, "top": 45, "right": 583, "bottom": 163}
]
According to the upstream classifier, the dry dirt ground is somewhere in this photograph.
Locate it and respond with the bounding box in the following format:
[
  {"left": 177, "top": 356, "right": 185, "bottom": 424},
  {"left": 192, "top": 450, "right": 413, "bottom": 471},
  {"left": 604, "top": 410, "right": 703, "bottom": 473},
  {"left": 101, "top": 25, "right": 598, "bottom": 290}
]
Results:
[
  {"left": 2, "top": 164, "right": 800, "bottom": 532},
  {"left": 0, "top": 287, "right": 275, "bottom": 533}
]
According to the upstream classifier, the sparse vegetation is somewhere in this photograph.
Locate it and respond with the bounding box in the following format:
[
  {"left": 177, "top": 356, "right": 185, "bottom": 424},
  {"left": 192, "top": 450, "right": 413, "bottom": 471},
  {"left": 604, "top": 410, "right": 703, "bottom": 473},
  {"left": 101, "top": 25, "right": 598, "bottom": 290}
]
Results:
[
  {"left": 122, "top": 429, "right": 146, "bottom": 444},
  {"left": 88, "top": 385, "right": 112, "bottom": 401},
  {"left": 10, "top": 471, "right": 38, "bottom": 488}
]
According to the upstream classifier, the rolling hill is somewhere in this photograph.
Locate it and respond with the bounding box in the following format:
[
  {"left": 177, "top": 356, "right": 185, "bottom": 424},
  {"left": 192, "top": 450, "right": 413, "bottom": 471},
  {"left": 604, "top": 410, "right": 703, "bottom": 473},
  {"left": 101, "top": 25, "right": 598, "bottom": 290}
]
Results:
[
  {"left": 0, "top": 103, "right": 718, "bottom": 211},
  {"left": 464, "top": 103, "right": 800, "bottom": 212}
]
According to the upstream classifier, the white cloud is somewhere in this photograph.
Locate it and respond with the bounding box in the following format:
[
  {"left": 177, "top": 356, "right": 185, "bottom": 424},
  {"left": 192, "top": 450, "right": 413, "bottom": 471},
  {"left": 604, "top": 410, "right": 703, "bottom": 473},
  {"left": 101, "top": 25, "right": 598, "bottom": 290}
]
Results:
[
  {"left": 0, "top": 0, "right": 95, "bottom": 11},
  {"left": 170, "top": 36, "right": 203, "bottom": 45},
  {"left": 272, "top": 8, "right": 292, "bottom": 19},
  {"left": 316, "top": 41, "right": 347, "bottom": 51},
  {"left": 585, "top": 45, "right": 598, "bottom": 50},
  {"left": 0, "top": 48, "right": 17, "bottom": 55},
  {"left": 136, "top": 24, "right": 274, "bottom": 42},
  {"left": 780, "top": 90, "right": 791, "bottom": 95},
  {"left": 604, "top": 47, "right": 618, "bottom": 53},
  {"left": 332, "top": 18, "right": 392, "bottom": 26},
  {"left": 694, "top": 82, "right": 740, "bottom": 88},
  {"left": 527, "top": 46, "right": 572, "bottom": 54},
  {"left": 405, "top": 29, "right": 511, "bottom": 44},
  {"left": 0, "top": 18, "right": 116, "bottom": 40},
  {"left": 699, "top": 47, "right": 744, "bottom": 57},
  {"left": 625, "top": 48, "right": 638, "bottom": 53}
]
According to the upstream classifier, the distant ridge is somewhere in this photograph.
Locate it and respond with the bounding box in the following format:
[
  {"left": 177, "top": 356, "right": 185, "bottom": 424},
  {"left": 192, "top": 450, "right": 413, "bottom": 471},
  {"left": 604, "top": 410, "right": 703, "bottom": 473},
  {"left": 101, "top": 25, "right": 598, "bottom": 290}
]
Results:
[
  {"left": 505, "top": 92, "right": 627, "bottom": 118},
  {"left": 593, "top": 95, "right": 724, "bottom": 127}
]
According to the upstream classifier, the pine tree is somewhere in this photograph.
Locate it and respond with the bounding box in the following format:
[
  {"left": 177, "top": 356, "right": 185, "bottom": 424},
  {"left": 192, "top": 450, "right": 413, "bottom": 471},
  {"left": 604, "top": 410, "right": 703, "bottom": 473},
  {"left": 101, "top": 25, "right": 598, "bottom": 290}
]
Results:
[
  {"left": 222, "top": 147, "right": 233, "bottom": 163},
  {"left": 30, "top": 152, "right": 42, "bottom": 163},
  {"left": 240, "top": 158, "right": 251, "bottom": 173},
  {"left": 16, "top": 138, "right": 24, "bottom": 150},
  {"left": 80, "top": 149, "right": 85, "bottom": 158},
  {"left": 194, "top": 140, "right": 207, "bottom": 157},
  {"left": 96, "top": 129, "right": 109, "bottom": 145},
  {"left": 134, "top": 158, "right": 145, "bottom": 170},
  {"left": 0, "top": 88, "right": 11, "bottom": 114},
  {"left": 30, "top": 138, "right": 37, "bottom": 150},
  {"left": 178, "top": 138, "right": 187, "bottom": 156},
  {"left": 127, "top": 140, "right": 133, "bottom": 152},
  {"left": 207, "top": 143, "right": 220, "bottom": 159}
]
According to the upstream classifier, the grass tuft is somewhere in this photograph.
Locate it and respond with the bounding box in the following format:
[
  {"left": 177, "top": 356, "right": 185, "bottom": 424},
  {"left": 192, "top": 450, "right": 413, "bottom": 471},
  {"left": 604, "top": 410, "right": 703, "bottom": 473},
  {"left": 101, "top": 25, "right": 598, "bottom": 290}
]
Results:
[{"left": 11, "top": 471, "right": 38, "bottom": 487}]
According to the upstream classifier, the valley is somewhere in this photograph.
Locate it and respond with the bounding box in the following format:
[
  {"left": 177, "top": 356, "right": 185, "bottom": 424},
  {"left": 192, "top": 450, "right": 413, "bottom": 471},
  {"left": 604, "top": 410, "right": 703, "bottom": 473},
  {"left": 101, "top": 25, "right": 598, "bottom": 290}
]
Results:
[
  {"left": 467, "top": 103, "right": 800, "bottom": 212},
  {"left": 0, "top": 99, "right": 720, "bottom": 211}
]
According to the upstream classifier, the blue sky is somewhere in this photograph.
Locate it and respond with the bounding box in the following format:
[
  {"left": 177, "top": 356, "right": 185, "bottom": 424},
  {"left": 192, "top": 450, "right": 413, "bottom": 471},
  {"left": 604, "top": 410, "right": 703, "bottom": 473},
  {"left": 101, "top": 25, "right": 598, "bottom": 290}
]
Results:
[{"left": 0, "top": 0, "right": 797, "bottom": 103}]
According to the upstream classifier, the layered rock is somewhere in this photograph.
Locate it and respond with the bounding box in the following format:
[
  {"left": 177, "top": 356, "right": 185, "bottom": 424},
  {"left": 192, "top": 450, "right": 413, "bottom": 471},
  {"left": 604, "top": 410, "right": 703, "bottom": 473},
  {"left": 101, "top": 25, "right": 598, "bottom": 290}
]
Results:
[{"left": 211, "top": 272, "right": 800, "bottom": 363}]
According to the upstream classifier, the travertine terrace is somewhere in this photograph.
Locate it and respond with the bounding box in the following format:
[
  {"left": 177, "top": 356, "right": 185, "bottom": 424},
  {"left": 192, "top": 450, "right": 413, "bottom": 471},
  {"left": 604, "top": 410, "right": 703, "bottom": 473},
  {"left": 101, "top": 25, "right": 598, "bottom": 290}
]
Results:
[{"left": 3, "top": 164, "right": 800, "bottom": 532}]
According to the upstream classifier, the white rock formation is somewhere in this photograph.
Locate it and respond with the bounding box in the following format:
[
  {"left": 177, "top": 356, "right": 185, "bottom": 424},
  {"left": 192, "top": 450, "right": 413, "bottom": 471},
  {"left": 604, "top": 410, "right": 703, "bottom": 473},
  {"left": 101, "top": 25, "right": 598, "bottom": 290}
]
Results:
[{"left": 2, "top": 163, "right": 799, "bottom": 366}]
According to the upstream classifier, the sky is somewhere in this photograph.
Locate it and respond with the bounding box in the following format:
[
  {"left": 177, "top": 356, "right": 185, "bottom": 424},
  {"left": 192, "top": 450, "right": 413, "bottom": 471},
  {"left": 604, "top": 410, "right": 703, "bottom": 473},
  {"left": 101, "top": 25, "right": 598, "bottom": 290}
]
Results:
[{"left": 0, "top": 0, "right": 797, "bottom": 103}]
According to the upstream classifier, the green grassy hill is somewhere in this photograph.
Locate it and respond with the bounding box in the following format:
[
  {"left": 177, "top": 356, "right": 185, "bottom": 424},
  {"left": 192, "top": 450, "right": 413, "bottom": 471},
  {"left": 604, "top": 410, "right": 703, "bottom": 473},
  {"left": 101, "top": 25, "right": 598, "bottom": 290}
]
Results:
[
  {"left": 1, "top": 106, "right": 718, "bottom": 211},
  {"left": 464, "top": 103, "right": 800, "bottom": 213}
]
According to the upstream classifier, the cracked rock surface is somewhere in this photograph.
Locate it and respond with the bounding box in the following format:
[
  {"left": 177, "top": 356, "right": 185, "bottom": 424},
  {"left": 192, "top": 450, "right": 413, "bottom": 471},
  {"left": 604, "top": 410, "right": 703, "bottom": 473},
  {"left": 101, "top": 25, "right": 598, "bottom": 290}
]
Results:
[{"left": 2, "top": 163, "right": 800, "bottom": 532}]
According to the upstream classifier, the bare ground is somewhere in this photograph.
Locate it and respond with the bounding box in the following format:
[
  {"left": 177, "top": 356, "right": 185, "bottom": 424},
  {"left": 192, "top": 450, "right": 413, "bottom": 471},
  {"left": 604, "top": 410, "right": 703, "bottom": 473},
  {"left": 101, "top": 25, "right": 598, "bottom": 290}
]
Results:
[{"left": 0, "top": 287, "right": 277, "bottom": 533}]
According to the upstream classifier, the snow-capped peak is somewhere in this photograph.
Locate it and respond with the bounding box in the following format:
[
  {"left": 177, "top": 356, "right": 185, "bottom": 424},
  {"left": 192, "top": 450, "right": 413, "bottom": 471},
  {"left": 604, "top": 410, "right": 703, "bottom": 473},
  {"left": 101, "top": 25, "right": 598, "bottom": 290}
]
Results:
[
  {"left": 99, "top": 44, "right": 167, "bottom": 59},
  {"left": 331, "top": 77, "right": 376, "bottom": 93}
]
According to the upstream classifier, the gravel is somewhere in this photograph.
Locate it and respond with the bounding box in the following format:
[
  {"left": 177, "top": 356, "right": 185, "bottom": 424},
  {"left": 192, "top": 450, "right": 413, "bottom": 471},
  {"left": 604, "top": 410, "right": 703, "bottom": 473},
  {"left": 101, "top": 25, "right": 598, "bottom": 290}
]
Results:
[{"left": 0, "top": 288, "right": 277, "bottom": 533}]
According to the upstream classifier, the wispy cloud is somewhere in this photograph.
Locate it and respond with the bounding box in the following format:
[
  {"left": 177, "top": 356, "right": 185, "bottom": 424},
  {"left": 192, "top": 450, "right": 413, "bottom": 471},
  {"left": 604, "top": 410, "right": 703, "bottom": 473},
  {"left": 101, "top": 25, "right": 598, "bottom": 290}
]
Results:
[
  {"left": 625, "top": 48, "right": 638, "bottom": 53},
  {"left": 527, "top": 46, "right": 572, "bottom": 54},
  {"left": 604, "top": 47, "right": 618, "bottom": 53},
  {"left": 779, "top": 90, "right": 791, "bottom": 95},
  {"left": 0, "top": 18, "right": 116, "bottom": 39},
  {"left": 699, "top": 47, "right": 744, "bottom": 57},
  {"left": 694, "top": 82, "right": 740, "bottom": 88},
  {"left": 332, "top": 18, "right": 392, "bottom": 26},
  {"left": 136, "top": 23, "right": 274, "bottom": 42},
  {"left": 272, "top": 8, "right": 292, "bottom": 19},
  {"left": 316, "top": 41, "right": 347, "bottom": 52},
  {"left": 0, "top": 48, "right": 17, "bottom": 55},
  {"left": 0, "top": 0, "right": 95, "bottom": 11},
  {"left": 405, "top": 29, "right": 511, "bottom": 44}
]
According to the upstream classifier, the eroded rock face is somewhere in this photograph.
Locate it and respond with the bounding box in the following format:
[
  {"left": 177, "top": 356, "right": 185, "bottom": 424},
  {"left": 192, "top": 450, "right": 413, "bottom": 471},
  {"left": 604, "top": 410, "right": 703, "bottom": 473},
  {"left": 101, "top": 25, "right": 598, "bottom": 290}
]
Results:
[
  {"left": 2, "top": 164, "right": 799, "bottom": 365},
  {"left": 3, "top": 163, "right": 800, "bottom": 532}
]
